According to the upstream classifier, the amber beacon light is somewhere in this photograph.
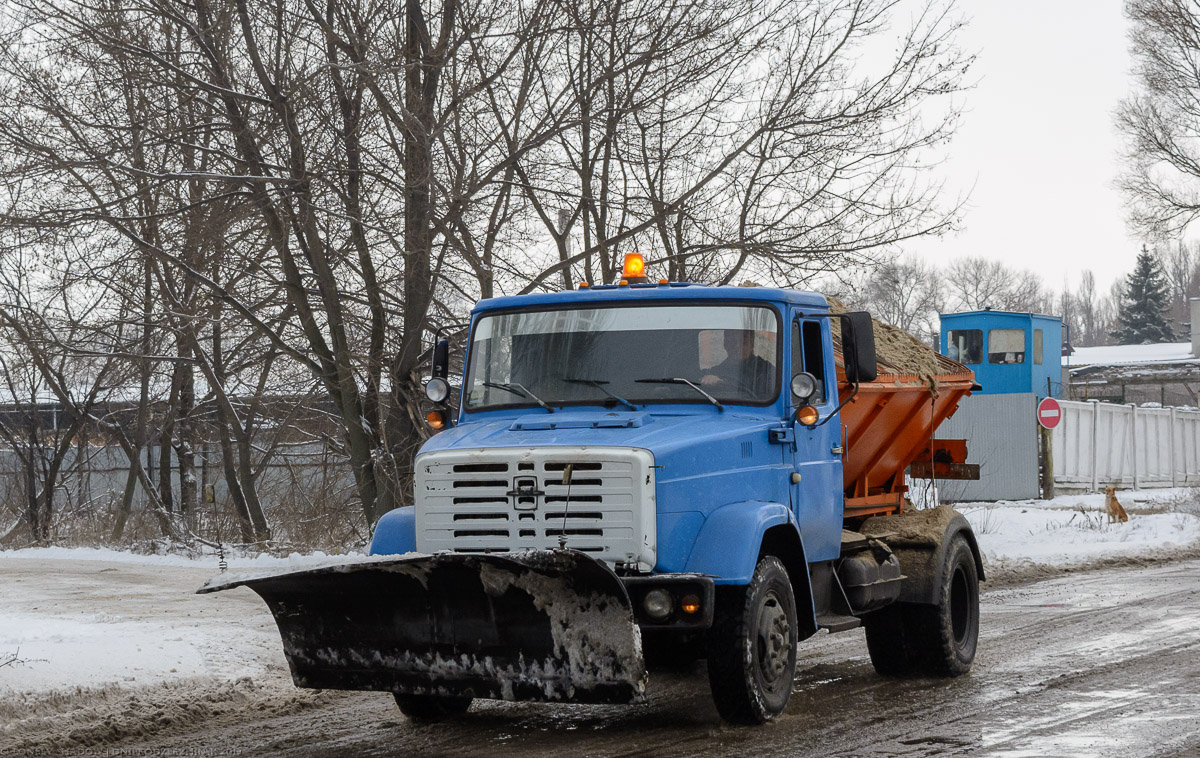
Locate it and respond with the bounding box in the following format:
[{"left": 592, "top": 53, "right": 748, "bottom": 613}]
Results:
[{"left": 622, "top": 252, "right": 648, "bottom": 283}]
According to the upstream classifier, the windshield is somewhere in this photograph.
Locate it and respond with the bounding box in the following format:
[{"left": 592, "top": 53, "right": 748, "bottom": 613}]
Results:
[{"left": 465, "top": 304, "right": 780, "bottom": 410}]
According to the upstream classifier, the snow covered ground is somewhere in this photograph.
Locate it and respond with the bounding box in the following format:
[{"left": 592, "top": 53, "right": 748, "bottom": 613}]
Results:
[
  {"left": 1, "top": 489, "right": 1198, "bottom": 711},
  {"left": 957, "top": 487, "right": 1200, "bottom": 575}
]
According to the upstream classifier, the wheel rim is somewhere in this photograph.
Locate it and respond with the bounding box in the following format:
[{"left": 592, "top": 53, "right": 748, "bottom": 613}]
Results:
[
  {"left": 950, "top": 564, "right": 972, "bottom": 645},
  {"left": 755, "top": 590, "right": 793, "bottom": 687}
]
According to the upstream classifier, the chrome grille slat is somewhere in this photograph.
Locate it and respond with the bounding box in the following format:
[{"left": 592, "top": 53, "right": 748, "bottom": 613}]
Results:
[{"left": 415, "top": 447, "right": 656, "bottom": 570}]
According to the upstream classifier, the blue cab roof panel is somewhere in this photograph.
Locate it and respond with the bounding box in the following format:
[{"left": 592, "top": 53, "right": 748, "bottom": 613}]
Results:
[{"left": 472, "top": 285, "right": 830, "bottom": 314}]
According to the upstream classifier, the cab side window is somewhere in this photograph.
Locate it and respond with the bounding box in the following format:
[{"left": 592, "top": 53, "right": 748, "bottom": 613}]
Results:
[{"left": 792, "top": 320, "right": 827, "bottom": 405}]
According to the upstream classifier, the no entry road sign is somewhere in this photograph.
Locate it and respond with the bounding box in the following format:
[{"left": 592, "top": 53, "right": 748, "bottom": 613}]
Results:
[{"left": 1037, "top": 397, "right": 1062, "bottom": 430}]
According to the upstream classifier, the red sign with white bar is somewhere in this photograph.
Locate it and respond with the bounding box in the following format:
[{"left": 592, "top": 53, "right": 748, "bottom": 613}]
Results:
[{"left": 1037, "top": 397, "right": 1062, "bottom": 430}]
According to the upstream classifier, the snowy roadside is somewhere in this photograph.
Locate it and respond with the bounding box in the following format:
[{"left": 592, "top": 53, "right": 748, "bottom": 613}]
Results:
[
  {"left": 0, "top": 558, "right": 287, "bottom": 698},
  {"left": 0, "top": 555, "right": 332, "bottom": 751},
  {"left": 957, "top": 487, "right": 1200, "bottom": 584}
]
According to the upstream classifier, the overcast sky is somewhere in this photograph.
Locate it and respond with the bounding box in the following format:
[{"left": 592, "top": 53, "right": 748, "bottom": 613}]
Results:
[{"left": 902, "top": 0, "right": 1140, "bottom": 295}]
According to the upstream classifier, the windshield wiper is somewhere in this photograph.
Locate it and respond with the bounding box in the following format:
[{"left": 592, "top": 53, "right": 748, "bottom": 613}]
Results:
[
  {"left": 634, "top": 377, "right": 724, "bottom": 412},
  {"left": 563, "top": 378, "right": 638, "bottom": 411},
  {"left": 482, "top": 382, "right": 555, "bottom": 413}
]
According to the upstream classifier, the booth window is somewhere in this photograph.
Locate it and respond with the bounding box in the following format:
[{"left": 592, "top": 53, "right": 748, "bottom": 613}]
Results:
[
  {"left": 988, "top": 328, "right": 1025, "bottom": 364},
  {"left": 946, "top": 329, "right": 982, "bottom": 364},
  {"left": 1034, "top": 329, "right": 1043, "bottom": 365}
]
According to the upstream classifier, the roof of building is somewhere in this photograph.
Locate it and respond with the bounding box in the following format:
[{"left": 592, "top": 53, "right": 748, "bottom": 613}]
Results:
[
  {"left": 940, "top": 309, "right": 1060, "bottom": 321},
  {"left": 1065, "top": 343, "right": 1197, "bottom": 368}
]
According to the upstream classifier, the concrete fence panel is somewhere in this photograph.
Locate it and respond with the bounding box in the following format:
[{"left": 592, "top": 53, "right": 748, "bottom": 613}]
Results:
[{"left": 1051, "top": 400, "right": 1200, "bottom": 493}]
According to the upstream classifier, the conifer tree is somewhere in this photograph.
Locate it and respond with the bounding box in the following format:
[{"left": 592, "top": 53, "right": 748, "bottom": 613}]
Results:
[{"left": 1115, "top": 246, "right": 1175, "bottom": 343}]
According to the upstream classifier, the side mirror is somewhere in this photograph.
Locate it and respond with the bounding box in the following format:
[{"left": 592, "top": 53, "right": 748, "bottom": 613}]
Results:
[
  {"left": 791, "top": 372, "right": 818, "bottom": 403},
  {"left": 425, "top": 338, "right": 452, "bottom": 404},
  {"left": 432, "top": 338, "right": 450, "bottom": 380},
  {"left": 840, "top": 312, "right": 877, "bottom": 383}
]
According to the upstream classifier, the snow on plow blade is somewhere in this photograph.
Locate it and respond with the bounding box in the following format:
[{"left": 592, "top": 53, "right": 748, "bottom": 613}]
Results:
[{"left": 197, "top": 550, "right": 646, "bottom": 704}]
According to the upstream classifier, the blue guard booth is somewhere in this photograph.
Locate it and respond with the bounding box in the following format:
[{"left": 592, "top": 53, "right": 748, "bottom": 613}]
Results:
[{"left": 939, "top": 310, "right": 1064, "bottom": 398}]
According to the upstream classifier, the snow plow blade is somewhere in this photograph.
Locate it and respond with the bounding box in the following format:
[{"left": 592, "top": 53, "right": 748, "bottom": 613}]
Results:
[{"left": 197, "top": 550, "right": 646, "bottom": 704}]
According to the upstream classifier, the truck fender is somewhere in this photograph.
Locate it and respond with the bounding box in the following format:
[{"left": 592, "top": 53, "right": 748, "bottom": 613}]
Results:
[
  {"left": 867, "top": 509, "right": 986, "bottom": 606},
  {"left": 368, "top": 506, "right": 417, "bottom": 556},
  {"left": 684, "top": 501, "right": 817, "bottom": 634}
]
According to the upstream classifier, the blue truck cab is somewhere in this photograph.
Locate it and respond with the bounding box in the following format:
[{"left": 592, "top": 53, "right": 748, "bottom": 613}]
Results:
[
  {"left": 372, "top": 283, "right": 846, "bottom": 578},
  {"left": 359, "top": 272, "right": 983, "bottom": 724}
]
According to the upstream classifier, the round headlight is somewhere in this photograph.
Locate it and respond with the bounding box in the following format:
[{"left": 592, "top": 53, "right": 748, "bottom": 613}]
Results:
[
  {"left": 642, "top": 589, "right": 673, "bottom": 621},
  {"left": 425, "top": 377, "right": 450, "bottom": 404},
  {"left": 791, "top": 372, "right": 817, "bottom": 401}
]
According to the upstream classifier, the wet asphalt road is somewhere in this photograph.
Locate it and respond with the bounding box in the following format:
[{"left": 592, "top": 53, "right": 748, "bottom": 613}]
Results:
[{"left": 97, "top": 559, "right": 1200, "bottom": 758}]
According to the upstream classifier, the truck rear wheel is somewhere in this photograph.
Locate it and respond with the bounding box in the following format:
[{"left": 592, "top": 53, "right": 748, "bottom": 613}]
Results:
[
  {"left": 393, "top": 694, "right": 473, "bottom": 722},
  {"left": 706, "top": 556, "right": 798, "bottom": 724},
  {"left": 863, "top": 534, "right": 979, "bottom": 677},
  {"left": 862, "top": 603, "right": 918, "bottom": 676}
]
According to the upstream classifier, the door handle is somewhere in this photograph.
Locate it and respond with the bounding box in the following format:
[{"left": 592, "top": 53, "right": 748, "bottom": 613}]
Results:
[{"left": 831, "top": 445, "right": 844, "bottom": 456}]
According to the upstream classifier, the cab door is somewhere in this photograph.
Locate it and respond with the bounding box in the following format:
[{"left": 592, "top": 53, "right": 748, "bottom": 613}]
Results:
[{"left": 788, "top": 316, "right": 843, "bottom": 562}]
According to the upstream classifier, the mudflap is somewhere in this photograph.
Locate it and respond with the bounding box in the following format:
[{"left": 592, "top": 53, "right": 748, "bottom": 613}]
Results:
[{"left": 197, "top": 550, "right": 646, "bottom": 704}]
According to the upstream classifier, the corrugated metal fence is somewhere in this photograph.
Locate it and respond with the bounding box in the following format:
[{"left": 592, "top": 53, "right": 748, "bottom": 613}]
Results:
[
  {"left": 1051, "top": 399, "right": 1200, "bottom": 491},
  {"left": 934, "top": 393, "right": 1041, "bottom": 502}
]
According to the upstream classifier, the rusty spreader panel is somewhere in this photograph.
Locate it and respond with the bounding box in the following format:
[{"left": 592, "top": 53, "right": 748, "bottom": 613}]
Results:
[{"left": 832, "top": 318, "right": 975, "bottom": 520}]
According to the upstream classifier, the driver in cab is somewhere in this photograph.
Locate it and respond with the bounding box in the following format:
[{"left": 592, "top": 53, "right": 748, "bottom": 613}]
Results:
[{"left": 700, "top": 329, "right": 775, "bottom": 399}]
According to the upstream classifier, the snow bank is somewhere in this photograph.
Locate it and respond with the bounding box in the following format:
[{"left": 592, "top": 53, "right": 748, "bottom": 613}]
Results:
[
  {"left": 958, "top": 489, "right": 1200, "bottom": 573},
  {"left": 0, "top": 545, "right": 367, "bottom": 569}
]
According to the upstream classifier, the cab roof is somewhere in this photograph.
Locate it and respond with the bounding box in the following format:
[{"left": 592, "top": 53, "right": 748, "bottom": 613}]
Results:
[{"left": 472, "top": 284, "right": 830, "bottom": 315}]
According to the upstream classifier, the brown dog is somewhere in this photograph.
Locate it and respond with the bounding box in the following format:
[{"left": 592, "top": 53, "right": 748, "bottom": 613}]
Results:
[{"left": 1104, "top": 486, "right": 1130, "bottom": 523}]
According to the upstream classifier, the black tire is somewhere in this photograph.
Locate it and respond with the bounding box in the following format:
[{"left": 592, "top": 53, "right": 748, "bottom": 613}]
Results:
[
  {"left": 862, "top": 602, "right": 919, "bottom": 676},
  {"left": 863, "top": 535, "right": 979, "bottom": 678},
  {"left": 921, "top": 534, "right": 980, "bottom": 676},
  {"left": 393, "top": 693, "right": 473, "bottom": 722},
  {"left": 706, "top": 556, "right": 798, "bottom": 725}
]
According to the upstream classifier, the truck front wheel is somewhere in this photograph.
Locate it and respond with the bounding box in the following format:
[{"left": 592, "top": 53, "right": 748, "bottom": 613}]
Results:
[
  {"left": 393, "top": 694, "right": 472, "bottom": 722},
  {"left": 863, "top": 534, "right": 979, "bottom": 677},
  {"left": 706, "top": 556, "right": 798, "bottom": 724}
]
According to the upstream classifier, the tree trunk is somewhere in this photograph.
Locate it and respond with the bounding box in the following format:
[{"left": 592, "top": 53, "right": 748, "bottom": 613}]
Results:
[
  {"left": 177, "top": 356, "right": 197, "bottom": 519},
  {"left": 112, "top": 261, "right": 154, "bottom": 541}
]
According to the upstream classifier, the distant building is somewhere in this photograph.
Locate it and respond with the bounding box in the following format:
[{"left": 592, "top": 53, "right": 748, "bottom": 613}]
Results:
[
  {"left": 1064, "top": 299, "right": 1200, "bottom": 405},
  {"left": 939, "top": 310, "right": 1064, "bottom": 398}
]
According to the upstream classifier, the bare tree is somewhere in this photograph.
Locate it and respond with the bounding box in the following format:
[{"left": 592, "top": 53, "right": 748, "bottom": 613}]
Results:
[
  {"left": 1153, "top": 240, "right": 1200, "bottom": 331},
  {"left": 944, "top": 257, "right": 1052, "bottom": 314},
  {"left": 851, "top": 258, "right": 944, "bottom": 345},
  {"left": 945, "top": 257, "right": 1017, "bottom": 311},
  {"left": 502, "top": 0, "right": 971, "bottom": 293},
  {"left": 0, "top": 254, "right": 139, "bottom": 543},
  {"left": 1118, "top": 0, "right": 1200, "bottom": 238},
  {"left": 1057, "top": 279, "right": 1082, "bottom": 351},
  {"left": 0, "top": 0, "right": 969, "bottom": 543}
]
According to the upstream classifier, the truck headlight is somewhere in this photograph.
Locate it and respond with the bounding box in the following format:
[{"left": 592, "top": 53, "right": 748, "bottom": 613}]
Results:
[
  {"left": 425, "top": 377, "right": 450, "bottom": 404},
  {"left": 642, "top": 589, "right": 673, "bottom": 621}
]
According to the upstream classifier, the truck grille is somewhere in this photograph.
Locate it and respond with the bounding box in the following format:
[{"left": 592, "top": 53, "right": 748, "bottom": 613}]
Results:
[{"left": 414, "top": 447, "right": 656, "bottom": 571}]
